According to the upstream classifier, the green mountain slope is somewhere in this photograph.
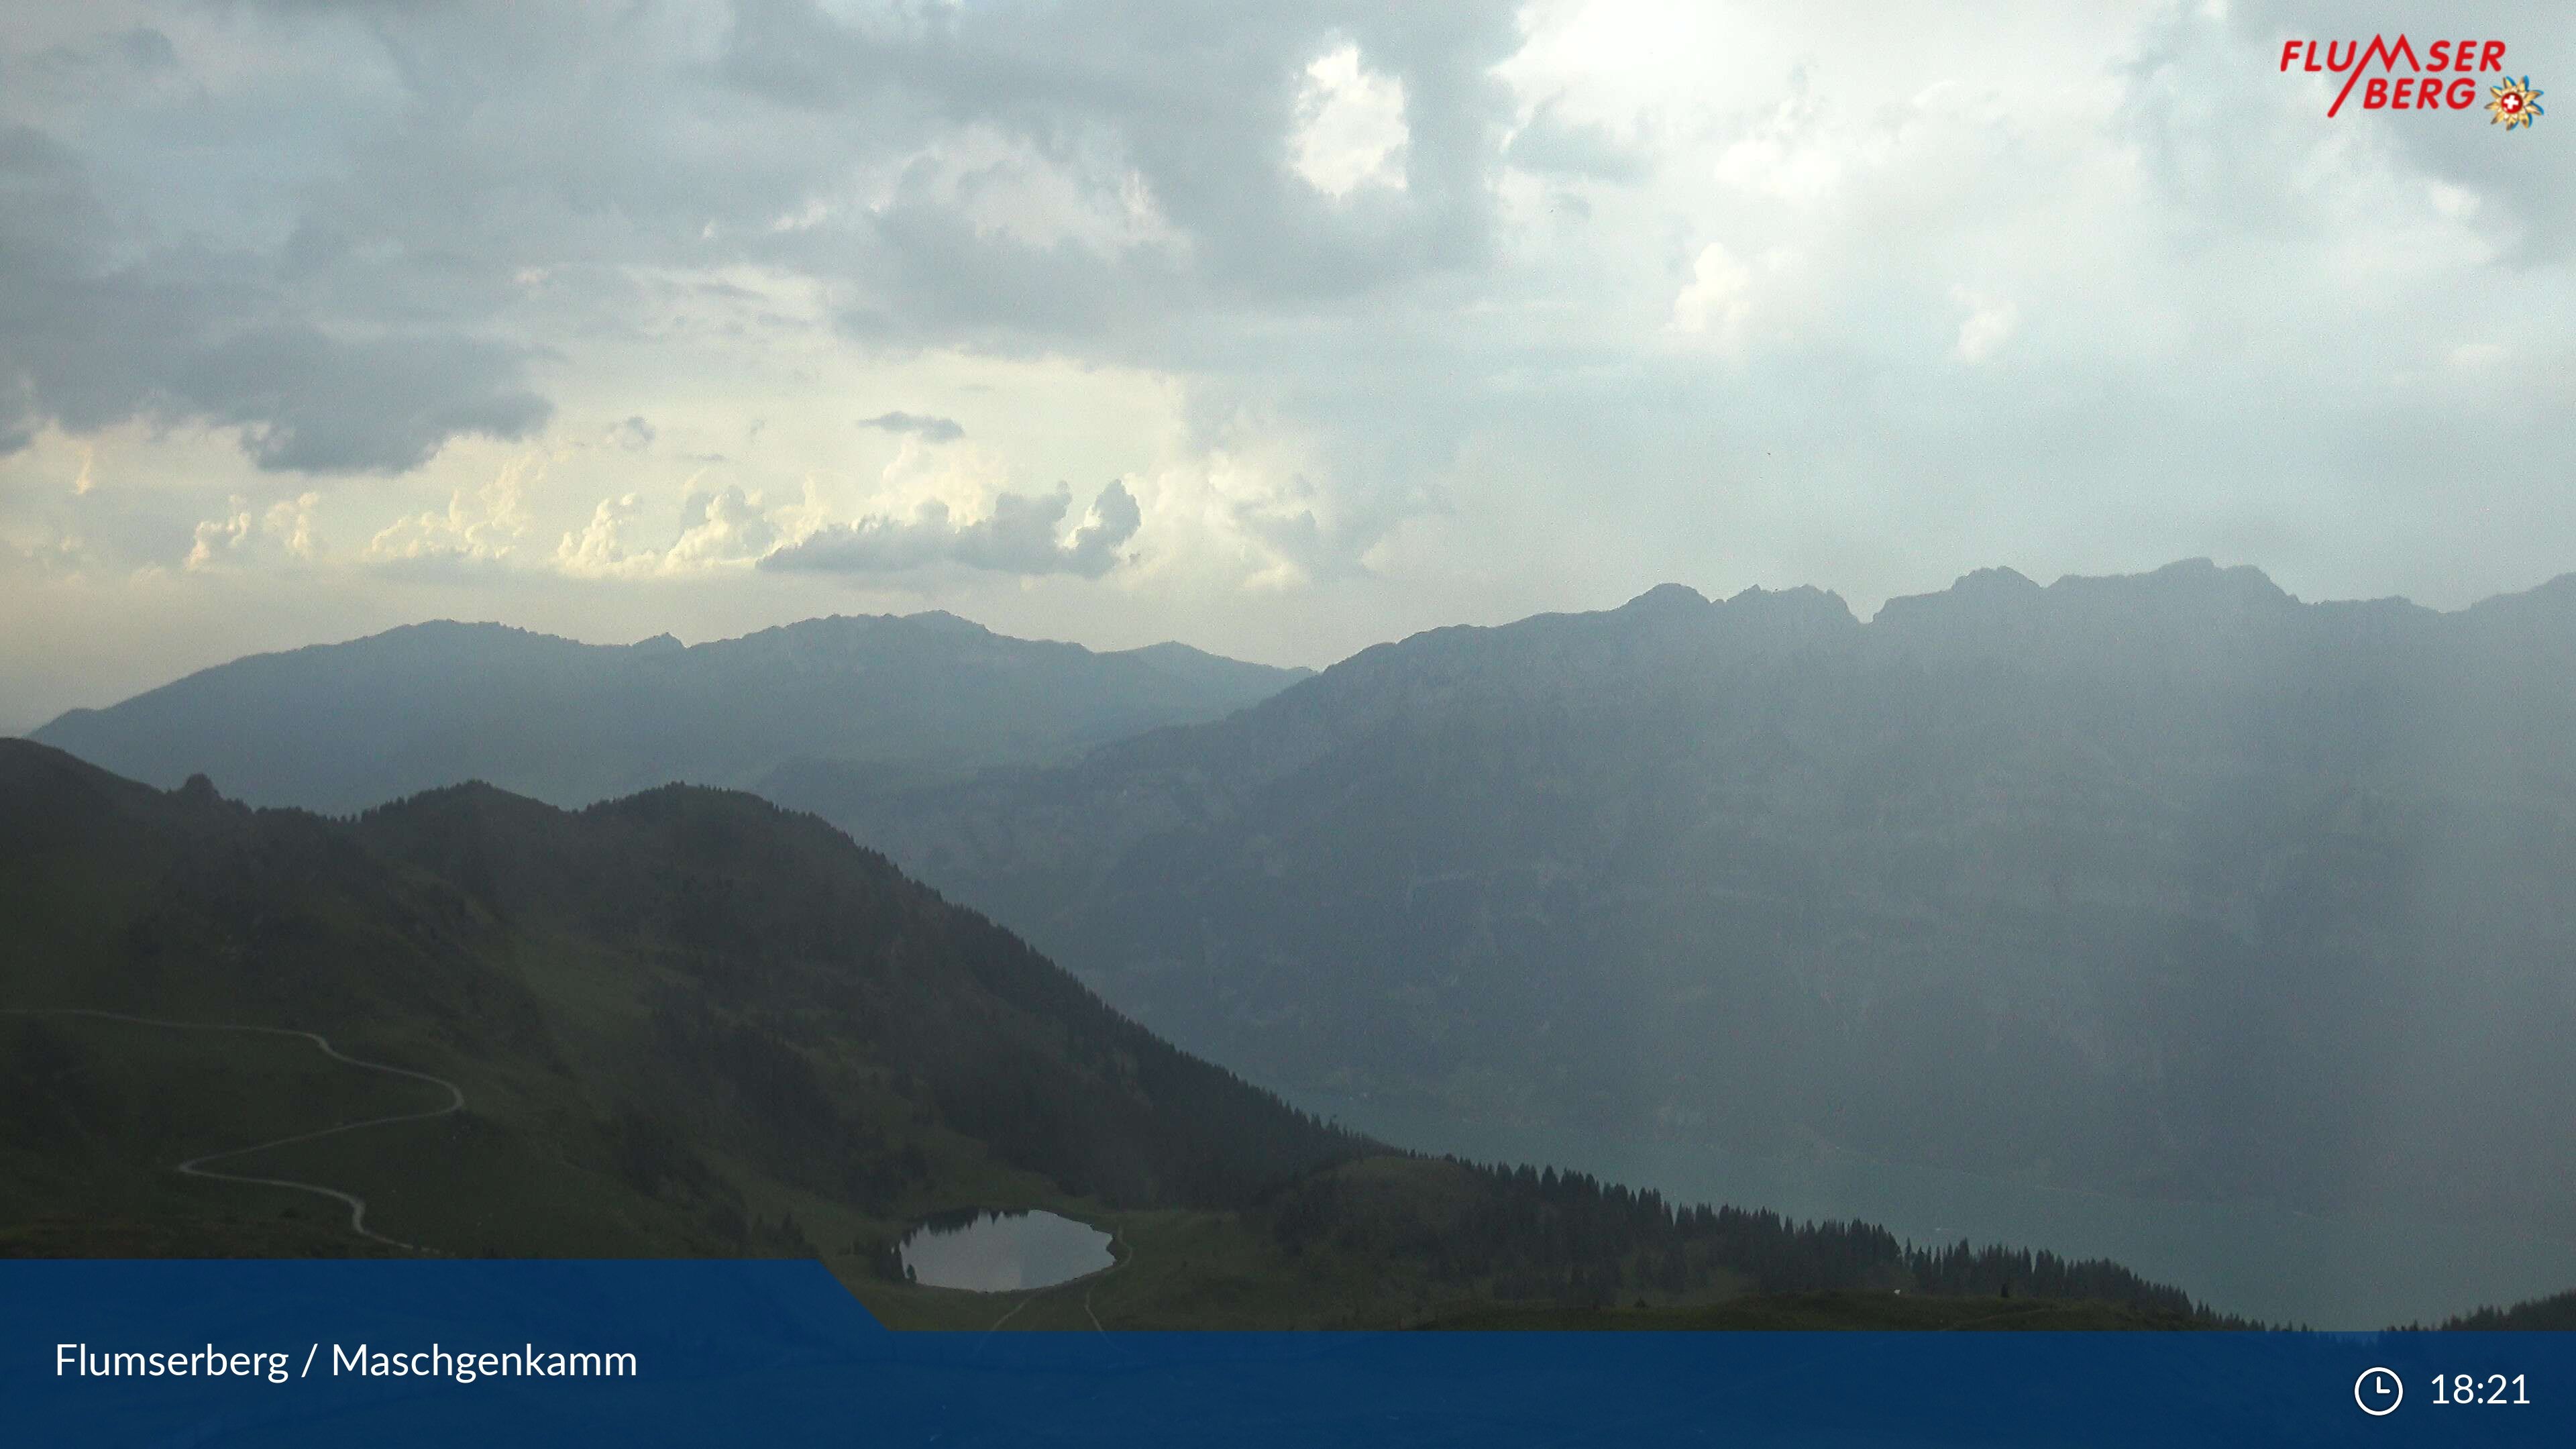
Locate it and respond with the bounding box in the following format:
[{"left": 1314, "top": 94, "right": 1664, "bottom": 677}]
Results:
[
  {"left": 0, "top": 738, "right": 1358, "bottom": 1265},
  {"left": 29, "top": 612, "right": 1308, "bottom": 814},
  {"left": 0, "top": 741, "right": 2230, "bottom": 1329}
]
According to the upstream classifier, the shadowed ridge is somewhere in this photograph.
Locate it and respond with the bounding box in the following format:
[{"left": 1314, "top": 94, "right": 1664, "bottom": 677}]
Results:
[
  {"left": 1618, "top": 581, "right": 1710, "bottom": 612},
  {"left": 2462, "top": 570, "right": 2576, "bottom": 637},
  {"left": 1864, "top": 558, "right": 2311, "bottom": 672},
  {"left": 28, "top": 610, "right": 1309, "bottom": 815},
  {"left": 900, "top": 608, "right": 995, "bottom": 635},
  {"left": 815, "top": 554, "right": 2576, "bottom": 1288},
  {"left": 2042, "top": 556, "right": 2297, "bottom": 611},
  {"left": 1111, "top": 639, "right": 1318, "bottom": 688},
  {"left": 1717, "top": 582, "right": 1859, "bottom": 642}
]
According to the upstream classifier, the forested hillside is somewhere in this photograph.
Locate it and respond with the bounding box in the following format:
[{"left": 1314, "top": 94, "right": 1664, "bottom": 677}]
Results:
[{"left": 1, "top": 741, "right": 2231, "bottom": 1328}]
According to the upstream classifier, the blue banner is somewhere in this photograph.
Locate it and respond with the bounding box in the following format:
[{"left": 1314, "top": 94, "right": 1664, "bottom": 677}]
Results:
[{"left": 3, "top": 1260, "right": 2567, "bottom": 1446}]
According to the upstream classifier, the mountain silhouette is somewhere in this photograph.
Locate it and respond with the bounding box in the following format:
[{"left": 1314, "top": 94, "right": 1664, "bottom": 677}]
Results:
[
  {"left": 826, "top": 561, "right": 2576, "bottom": 1228},
  {"left": 31, "top": 612, "right": 1307, "bottom": 814}
]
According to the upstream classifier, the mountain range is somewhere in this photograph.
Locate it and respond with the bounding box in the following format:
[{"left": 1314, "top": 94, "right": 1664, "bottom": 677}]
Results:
[
  {"left": 818, "top": 561, "right": 2576, "bottom": 1230},
  {"left": 29, "top": 612, "right": 1308, "bottom": 814},
  {"left": 19, "top": 560, "right": 2576, "bottom": 1277},
  {"left": 0, "top": 741, "right": 2215, "bottom": 1328}
]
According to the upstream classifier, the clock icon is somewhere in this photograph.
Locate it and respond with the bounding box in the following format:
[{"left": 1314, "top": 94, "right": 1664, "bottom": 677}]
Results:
[{"left": 2355, "top": 1366, "right": 2404, "bottom": 1417}]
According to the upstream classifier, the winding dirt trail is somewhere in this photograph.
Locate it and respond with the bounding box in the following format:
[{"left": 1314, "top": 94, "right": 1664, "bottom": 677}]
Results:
[{"left": 4, "top": 1006, "right": 466, "bottom": 1252}]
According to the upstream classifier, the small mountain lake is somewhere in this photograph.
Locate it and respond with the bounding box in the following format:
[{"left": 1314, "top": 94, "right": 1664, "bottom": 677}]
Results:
[{"left": 897, "top": 1209, "right": 1114, "bottom": 1292}]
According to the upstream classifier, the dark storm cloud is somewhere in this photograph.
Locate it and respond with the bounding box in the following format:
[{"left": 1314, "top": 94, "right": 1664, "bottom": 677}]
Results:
[
  {"left": 173, "top": 327, "right": 551, "bottom": 474},
  {"left": 824, "top": 205, "right": 1199, "bottom": 360},
  {"left": 6, "top": 0, "right": 1521, "bottom": 579},
  {"left": 722, "top": 0, "right": 1524, "bottom": 329},
  {"left": 168, "top": 0, "right": 1522, "bottom": 362},
  {"left": 761, "top": 480, "right": 1142, "bottom": 579},
  {"left": 3, "top": 0, "right": 2567, "bottom": 636},
  {"left": 858, "top": 411, "right": 965, "bottom": 443},
  {"left": 0, "top": 123, "right": 550, "bottom": 474}
]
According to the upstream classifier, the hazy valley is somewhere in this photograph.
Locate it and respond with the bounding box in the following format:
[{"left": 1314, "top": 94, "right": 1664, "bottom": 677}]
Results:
[
  {"left": 0, "top": 739, "right": 2219, "bottom": 1329},
  {"left": 821, "top": 560, "right": 2576, "bottom": 1242},
  {"left": 14, "top": 559, "right": 2576, "bottom": 1329}
]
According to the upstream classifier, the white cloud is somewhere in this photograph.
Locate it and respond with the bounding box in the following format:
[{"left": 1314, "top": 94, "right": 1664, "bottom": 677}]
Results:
[
  {"left": 1667, "top": 241, "right": 1785, "bottom": 347},
  {"left": 264, "top": 494, "right": 321, "bottom": 560},
  {"left": 183, "top": 502, "right": 250, "bottom": 572},
  {"left": 1289, "top": 43, "right": 1410, "bottom": 197},
  {"left": 665, "top": 484, "right": 782, "bottom": 570},
  {"left": 1114, "top": 413, "right": 1401, "bottom": 592},
  {"left": 5, "top": 0, "right": 2576, "bottom": 723},
  {"left": 547, "top": 474, "right": 788, "bottom": 581},
  {"left": 554, "top": 494, "right": 641, "bottom": 577},
  {"left": 1951, "top": 285, "right": 2020, "bottom": 364},
  {"left": 1711, "top": 95, "right": 1864, "bottom": 204},
  {"left": 762, "top": 476, "right": 1140, "bottom": 580},
  {"left": 1670, "top": 242, "right": 1750, "bottom": 335},
  {"left": 186, "top": 492, "right": 319, "bottom": 571},
  {"left": 366, "top": 456, "right": 538, "bottom": 567}
]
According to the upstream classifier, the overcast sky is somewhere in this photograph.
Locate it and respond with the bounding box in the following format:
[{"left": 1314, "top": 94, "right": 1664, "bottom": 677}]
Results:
[{"left": 3, "top": 1, "right": 2569, "bottom": 731}]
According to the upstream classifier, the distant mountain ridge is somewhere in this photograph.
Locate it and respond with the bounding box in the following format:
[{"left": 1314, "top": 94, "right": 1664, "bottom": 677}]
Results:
[
  {"left": 25, "top": 560, "right": 2576, "bottom": 1235},
  {"left": 822, "top": 559, "right": 2576, "bottom": 1229},
  {"left": 29, "top": 612, "right": 1310, "bottom": 814}
]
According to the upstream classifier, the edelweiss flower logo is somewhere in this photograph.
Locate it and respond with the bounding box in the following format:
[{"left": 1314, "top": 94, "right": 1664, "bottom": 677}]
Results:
[{"left": 2487, "top": 76, "right": 2544, "bottom": 129}]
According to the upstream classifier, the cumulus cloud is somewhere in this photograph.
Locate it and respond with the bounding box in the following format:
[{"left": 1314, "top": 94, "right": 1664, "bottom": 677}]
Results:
[
  {"left": 666, "top": 484, "right": 782, "bottom": 569},
  {"left": 3, "top": 0, "right": 2575, "bottom": 725},
  {"left": 554, "top": 493, "right": 651, "bottom": 578},
  {"left": 540, "top": 480, "right": 786, "bottom": 580},
  {"left": 1291, "top": 43, "right": 1411, "bottom": 197},
  {"left": 761, "top": 480, "right": 1141, "bottom": 579},
  {"left": 365, "top": 458, "right": 539, "bottom": 571},
  {"left": 186, "top": 492, "right": 321, "bottom": 571},
  {"left": 859, "top": 411, "right": 966, "bottom": 443},
  {"left": 183, "top": 503, "right": 252, "bottom": 572},
  {"left": 1668, "top": 241, "right": 1774, "bottom": 344}
]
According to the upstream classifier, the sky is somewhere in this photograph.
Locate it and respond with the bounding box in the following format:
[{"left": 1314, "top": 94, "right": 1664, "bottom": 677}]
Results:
[{"left": 2, "top": 0, "right": 2570, "bottom": 732}]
